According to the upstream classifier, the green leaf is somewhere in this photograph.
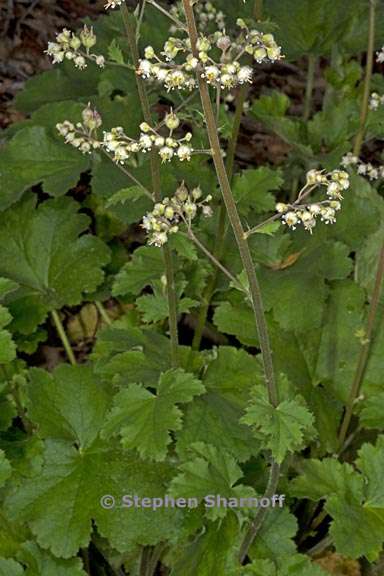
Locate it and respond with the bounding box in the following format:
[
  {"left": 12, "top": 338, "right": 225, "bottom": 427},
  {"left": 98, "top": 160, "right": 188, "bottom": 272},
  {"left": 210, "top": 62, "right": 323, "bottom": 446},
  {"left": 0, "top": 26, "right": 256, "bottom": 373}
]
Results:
[
  {"left": 113, "top": 246, "right": 164, "bottom": 296},
  {"left": 105, "top": 186, "right": 147, "bottom": 208},
  {"left": 314, "top": 280, "right": 365, "bottom": 401},
  {"left": 18, "top": 540, "right": 87, "bottom": 575},
  {"left": 249, "top": 508, "right": 297, "bottom": 563},
  {"left": 0, "top": 195, "right": 110, "bottom": 333},
  {"left": 213, "top": 301, "right": 258, "bottom": 347},
  {"left": 0, "top": 558, "right": 24, "bottom": 576},
  {"left": 5, "top": 363, "right": 179, "bottom": 557},
  {"left": 265, "top": 0, "right": 360, "bottom": 58},
  {"left": 169, "top": 442, "right": 253, "bottom": 521},
  {"left": 0, "top": 306, "right": 16, "bottom": 364},
  {"left": 5, "top": 439, "right": 178, "bottom": 558},
  {"left": 241, "top": 394, "right": 315, "bottom": 463},
  {"left": 107, "top": 39, "right": 125, "bottom": 64},
  {"left": 0, "top": 127, "right": 90, "bottom": 210},
  {"left": 239, "top": 555, "right": 328, "bottom": 575},
  {"left": 176, "top": 348, "right": 262, "bottom": 461},
  {"left": 291, "top": 437, "right": 384, "bottom": 560},
  {"left": 171, "top": 514, "right": 239, "bottom": 576},
  {"left": 360, "top": 393, "right": 384, "bottom": 430},
  {"left": 102, "top": 369, "right": 204, "bottom": 461},
  {"left": 232, "top": 167, "right": 282, "bottom": 216},
  {"left": 27, "top": 365, "right": 109, "bottom": 449},
  {"left": 0, "top": 450, "right": 12, "bottom": 487}
]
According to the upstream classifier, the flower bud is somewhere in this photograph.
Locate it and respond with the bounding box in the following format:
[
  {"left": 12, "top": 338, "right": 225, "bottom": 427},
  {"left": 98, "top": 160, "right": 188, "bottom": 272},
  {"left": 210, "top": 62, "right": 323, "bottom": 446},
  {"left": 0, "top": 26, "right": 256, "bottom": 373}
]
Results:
[{"left": 165, "top": 112, "right": 180, "bottom": 131}]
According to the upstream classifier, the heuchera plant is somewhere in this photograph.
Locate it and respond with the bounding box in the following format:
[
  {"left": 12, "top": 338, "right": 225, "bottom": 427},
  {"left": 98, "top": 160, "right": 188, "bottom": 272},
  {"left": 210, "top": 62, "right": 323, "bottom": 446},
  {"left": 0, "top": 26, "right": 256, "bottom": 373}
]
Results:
[{"left": 0, "top": 0, "right": 384, "bottom": 574}]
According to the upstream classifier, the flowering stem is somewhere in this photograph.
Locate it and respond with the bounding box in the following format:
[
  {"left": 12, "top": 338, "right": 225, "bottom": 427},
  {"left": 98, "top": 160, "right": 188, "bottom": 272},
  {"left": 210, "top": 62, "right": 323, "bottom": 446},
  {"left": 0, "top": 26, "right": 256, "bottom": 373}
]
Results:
[
  {"left": 51, "top": 310, "right": 77, "bottom": 365},
  {"left": 147, "top": 0, "right": 188, "bottom": 32},
  {"left": 238, "top": 461, "right": 281, "bottom": 562},
  {"left": 103, "top": 150, "right": 153, "bottom": 199},
  {"left": 185, "top": 230, "right": 248, "bottom": 293},
  {"left": 353, "top": 0, "right": 376, "bottom": 157},
  {"left": 303, "top": 54, "right": 316, "bottom": 121},
  {"left": 192, "top": 84, "right": 248, "bottom": 350},
  {"left": 121, "top": 4, "right": 179, "bottom": 367},
  {"left": 181, "top": 3, "right": 280, "bottom": 560},
  {"left": 181, "top": 0, "right": 278, "bottom": 404},
  {"left": 338, "top": 242, "right": 384, "bottom": 449},
  {"left": 254, "top": 0, "right": 263, "bottom": 20},
  {"left": 337, "top": 0, "right": 379, "bottom": 450}
]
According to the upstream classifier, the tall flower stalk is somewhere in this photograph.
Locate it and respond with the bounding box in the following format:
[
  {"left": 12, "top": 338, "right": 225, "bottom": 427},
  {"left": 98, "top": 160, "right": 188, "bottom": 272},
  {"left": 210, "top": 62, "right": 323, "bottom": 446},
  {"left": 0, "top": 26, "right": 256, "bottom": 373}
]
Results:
[
  {"left": 121, "top": 5, "right": 179, "bottom": 367},
  {"left": 180, "top": 0, "right": 280, "bottom": 560},
  {"left": 338, "top": 0, "right": 383, "bottom": 450}
]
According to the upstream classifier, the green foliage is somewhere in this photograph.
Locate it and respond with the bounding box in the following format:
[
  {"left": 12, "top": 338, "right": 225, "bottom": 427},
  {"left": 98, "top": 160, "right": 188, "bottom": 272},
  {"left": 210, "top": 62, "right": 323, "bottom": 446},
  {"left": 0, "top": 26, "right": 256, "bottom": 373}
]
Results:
[
  {"left": 102, "top": 369, "right": 204, "bottom": 460},
  {"left": 0, "top": 195, "right": 110, "bottom": 334},
  {"left": 241, "top": 394, "right": 315, "bottom": 463}
]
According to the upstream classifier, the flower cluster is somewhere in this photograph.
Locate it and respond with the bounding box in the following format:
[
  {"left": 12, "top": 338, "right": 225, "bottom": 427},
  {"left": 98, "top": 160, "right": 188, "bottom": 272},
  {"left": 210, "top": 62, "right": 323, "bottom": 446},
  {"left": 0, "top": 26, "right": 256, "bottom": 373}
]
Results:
[
  {"left": 46, "top": 26, "right": 105, "bottom": 69},
  {"left": 377, "top": 46, "right": 384, "bottom": 63},
  {"left": 56, "top": 105, "right": 103, "bottom": 154},
  {"left": 105, "top": 0, "right": 124, "bottom": 8},
  {"left": 104, "top": 113, "right": 194, "bottom": 164},
  {"left": 369, "top": 92, "right": 384, "bottom": 110},
  {"left": 169, "top": 1, "right": 225, "bottom": 34},
  {"left": 142, "top": 183, "right": 212, "bottom": 246},
  {"left": 137, "top": 22, "right": 283, "bottom": 92},
  {"left": 57, "top": 106, "right": 195, "bottom": 165},
  {"left": 276, "top": 169, "right": 350, "bottom": 233},
  {"left": 341, "top": 153, "right": 384, "bottom": 181}
]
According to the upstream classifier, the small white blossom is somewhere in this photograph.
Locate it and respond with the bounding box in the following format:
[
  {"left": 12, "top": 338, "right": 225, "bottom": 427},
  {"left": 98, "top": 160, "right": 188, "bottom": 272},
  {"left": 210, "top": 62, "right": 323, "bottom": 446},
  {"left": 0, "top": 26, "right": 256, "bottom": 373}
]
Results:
[
  {"left": 105, "top": 0, "right": 124, "bottom": 9},
  {"left": 142, "top": 183, "right": 212, "bottom": 246},
  {"left": 177, "top": 145, "right": 193, "bottom": 161},
  {"left": 376, "top": 46, "right": 384, "bottom": 63}
]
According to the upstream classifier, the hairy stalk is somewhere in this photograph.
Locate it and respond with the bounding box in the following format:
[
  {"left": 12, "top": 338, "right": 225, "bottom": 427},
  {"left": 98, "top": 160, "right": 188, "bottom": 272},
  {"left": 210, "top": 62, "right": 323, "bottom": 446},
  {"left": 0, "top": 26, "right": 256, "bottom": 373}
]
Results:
[
  {"left": 338, "top": 0, "right": 380, "bottom": 449},
  {"left": 338, "top": 243, "right": 384, "bottom": 448},
  {"left": 103, "top": 150, "right": 153, "bottom": 199},
  {"left": 51, "top": 310, "right": 77, "bottom": 365},
  {"left": 303, "top": 54, "right": 316, "bottom": 121},
  {"left": 353, "top": 0, "right": 376, "bottom": 156},
  {"left": 192, "top": 84, "right": 249, "bottom": 350},
  {"left": 121, "top": 4, "right": 179, "bottom": 367},
  {"left": 181, "top": 1, "right": 280, "bottom": 561},
  {"left": 95, "top": 300, "right": 112, "bottom": 325},
  {"left": 185, "top": 230, "right": 247, "bottom": 293},
  {"left": 238, "top": 461, "right": 281, "bottom": 562},
  {"left": 254, "top": 0, "right": 263, "bottom": 21}
]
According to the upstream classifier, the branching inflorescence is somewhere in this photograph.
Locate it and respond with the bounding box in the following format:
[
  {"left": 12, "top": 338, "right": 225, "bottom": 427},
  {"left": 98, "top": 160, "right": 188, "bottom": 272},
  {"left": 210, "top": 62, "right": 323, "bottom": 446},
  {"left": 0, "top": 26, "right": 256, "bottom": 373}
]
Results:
[
  {"left": 137, "top": 20, "right": 283, "bottom": 92},
  {"left": 57, "top": 105, "right": 196, "bottom": 165},
  {"left": 276, "top": 169, "right": 349, "bottom": 233},
  {"left": 46, "top": 26, "right": 105, "bottom": 69},
  {"left": 142, "top": 183, "right": 212, "bottom": 246}
]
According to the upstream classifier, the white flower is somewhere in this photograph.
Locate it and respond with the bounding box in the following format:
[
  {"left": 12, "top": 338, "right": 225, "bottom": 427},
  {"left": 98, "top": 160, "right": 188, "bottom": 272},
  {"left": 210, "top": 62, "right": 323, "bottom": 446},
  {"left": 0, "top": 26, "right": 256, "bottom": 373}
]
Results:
[
  {"left": 341, "top": 152, "right": 358, "bottom": 166},
  {"left": 105, "top": 0, "right": 124, "bottom": 9},
  {"left": 139, "top": 134, "right": 153, "bottom": 150},
  {"left": 74, "top": 55, "right": 86, "bottom": 69},
  {"left": 159, "top": 146, "right": 174, "bottom": 162},
  {"left": 203, "top": 65, "right": 220, "bottom": 83},
  {"left": 276, "top": 202, "right": 288, "bottom": 213},
  {"left": 177, "top": 145, "right": 193, "bottom": 161},
  {"left": 137, "top": 59, "right": 153, "bottom": 77},
  {"left": 96, "top": 55, "right": 105, "bottom": 68},
  {"left": 237, "top": 66, "right": 253, "bottom": 84},
  {"left": 283, "top": 211, "right": 299, "bottom": 229},
  {"left": 376, "top": 46, "right": 384, "bottom": 63},
  {"left": 144, "top": 46, "right": 155, "bottom": 59},
  {"left": 320, "top": 207, "right": 336, "bottom": 224}
]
